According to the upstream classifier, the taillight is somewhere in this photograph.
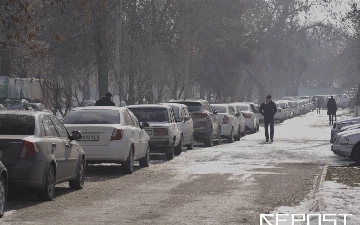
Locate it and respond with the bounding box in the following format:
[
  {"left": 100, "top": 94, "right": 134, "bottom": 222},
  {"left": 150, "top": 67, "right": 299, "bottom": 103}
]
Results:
[
  {"left": 223, "top": 115, "right": 229, "bottom": 124},
  {"left": 154, "top": 128, "right": 168, "bottom": 136},
  {"left": 278, "top": 108, "right": 282, "bottom": 112},
  {"left": 243, "top": 113, "right": 251, "bottom": 118},
  {"left": 20, "top": 141, "right": 36, "bottom": 158},
  {"left": 111, "top": 128, "right": 123, "bottom": 141},
  {"left": 193, "top": 113, "right": 207, "bottom": 117}
]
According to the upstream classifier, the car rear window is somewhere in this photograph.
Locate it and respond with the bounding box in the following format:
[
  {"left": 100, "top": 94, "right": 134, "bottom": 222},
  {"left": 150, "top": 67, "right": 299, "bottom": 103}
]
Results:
[
  {"left": 3, "top": 101, "right": 22, "bottom": 110},
  {"left": 63, "top": 110, "right": 120, "bottom": 124},
  {"left": 0, "top": 114, "right": 35, "bottom": 135},
  {"left": 177, "top": 102, "right": 202, "bottom": 112},
  {"left": 211, "top": 105, "right": 227, "bottom": 113},
  {"left": 239, "top": 106, "right": 249, "bottom": 111},
  {"left": 129, "top": 108, "right": 169, "bottom": 122}
]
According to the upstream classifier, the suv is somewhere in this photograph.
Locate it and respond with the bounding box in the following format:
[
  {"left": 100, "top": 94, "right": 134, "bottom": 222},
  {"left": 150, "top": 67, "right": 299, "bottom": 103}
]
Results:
[
  {"left": 168, "top": 99, "right": 221, "bottom": 147},
  {"left": 127, "top": 104, "right": 182, "bottom": 160},
  {"left": 2, "top": 99, "right": 33, "bottom": 110}
]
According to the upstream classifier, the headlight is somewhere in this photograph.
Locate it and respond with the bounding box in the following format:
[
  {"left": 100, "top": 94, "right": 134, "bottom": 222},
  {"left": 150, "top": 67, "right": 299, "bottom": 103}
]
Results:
[{"left": 339, "top": 137, "right": 349, "bottom": 145}]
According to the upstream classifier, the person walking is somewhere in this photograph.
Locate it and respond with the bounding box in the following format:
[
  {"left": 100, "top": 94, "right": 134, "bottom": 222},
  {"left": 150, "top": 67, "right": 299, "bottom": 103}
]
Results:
[
  {"left": 316, "top": 97, "right": 322, "bottom": 114},
  {"left": 95, "top": 92, "right": 116, "bottom": 106},
  {"left": 259, "top": 95, "right": 277, "bottom": 142},
  {"left": 327, "top": 96, "right": 337, "bottom": 125}
]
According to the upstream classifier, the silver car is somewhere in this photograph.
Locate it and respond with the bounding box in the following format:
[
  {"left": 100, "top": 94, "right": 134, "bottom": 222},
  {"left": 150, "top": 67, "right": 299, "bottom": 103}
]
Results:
[{"left": 0, "top": 111, "right": 85, "bottom": 200}]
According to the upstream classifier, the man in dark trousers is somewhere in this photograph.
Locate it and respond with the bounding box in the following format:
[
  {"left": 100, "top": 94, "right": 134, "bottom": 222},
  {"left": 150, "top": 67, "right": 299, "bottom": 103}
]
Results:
[
  {"left": 259, "top": 95, "right": 277, "bottom": 142},
  {"left": 316, "top": 97, "right": 322, "bottom": 114},
  {"left": 95, "top": 92, "right": 116, "bottom": 106},
  {"left": 327, "top": 96, "right": 337, "bottom": 125}
]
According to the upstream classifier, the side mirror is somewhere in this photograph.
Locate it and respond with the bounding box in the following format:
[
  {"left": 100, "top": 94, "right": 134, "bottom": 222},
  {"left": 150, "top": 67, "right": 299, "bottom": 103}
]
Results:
[
  {"left": 142, "top": 122, "right": 150, "bottom": 128},
  {"left": 184, "top": 116, "right": 191, "bottom": 122},
  {"left": 235, "top": 112, "right": 240, "bottom": 117},
  {"left": 176, "top": 117, "right": 183, "bottom": 123},
  {"left": 71, "top": 131, "right": 82, "bottom": 140},
  {"left": 213, "top": 110, "right": 218, "bottom": 115}
]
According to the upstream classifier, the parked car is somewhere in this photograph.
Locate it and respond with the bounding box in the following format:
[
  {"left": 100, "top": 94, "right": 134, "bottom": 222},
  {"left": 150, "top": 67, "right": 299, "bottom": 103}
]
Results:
[
  {"left": 79, "top": 100, "right": 96, "bottom": 107},
  {"left": 127, "top": 104, "right": 181, "bottom": 159},
  {"left": 0, "top": 161, "right": 7, "bottom": 218},
  {"left": 0, "top": 105, "right": 6, "bottom": 111},
  {"left": 30, "top": 103, "right": 50, "bottom": 112},
  {"left": 64, "top": 107, "right": 150, "bottom": 172},
  {"left": 162, "top": 103, "right": 194, "bottom": 150},
  {"left": 332, "top": 129, "right": 360, "bottom": 164},
  {"left": 331, "top": 117, "right": 360, "bottom": 143},
  {"left": 243, "top": 102, "right": 260, "bottom": 131},
  {"left": 167, "top": 99, "right": 221, "bottom": 147},
  {"left": 212, "top": 104, "right": 240, "bottom": 142},
  {"left": 0, "top": 111, "right": 85, "bottom": 200},
  {"left": 2, "top": 99, "right": 32, "bottom": 111},
  {"left": 231, "top": 104, "right": 246, "bottom": 138},
  {"left": 232, "top": 103, "right": 257, "bottom": 134},
  {"left": 340, "top": 123, "right": 360, "bottom": 133}
]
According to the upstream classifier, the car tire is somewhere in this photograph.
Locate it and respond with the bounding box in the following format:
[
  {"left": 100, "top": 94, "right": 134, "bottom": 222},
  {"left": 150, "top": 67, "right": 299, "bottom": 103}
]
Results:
[
  {"left": 227, "top": 128, "right": 234, "bottom": 143},
  {"left": 139, "top": 145, "right": 150, "bottom": 167},
  {"left": 351, "top": 144, "right": 360, "bottom": 165},
  {"left": 187, "top": 136, "right": 194, "bottom": 150},
  {"left": 0, "top": 175, "right": 6, "bottom": 218},
  {"left": 122, "top": 146, "right": 134, "bottom": 174},
  {"left": 204, "top": 133, "right": 213, "bottom": 147},
  {"left": 174, "top": 137, "right": 183, "bottom": 156},
  {"left": 234, "top": 127, "right": 241, "bottom": 141},
  {"left": 257, "top": 124, "right": 260, "bottom": 132},
  {"left": 166, "top": 143, "right": 175, "bottom": 160},
  {"left": 37, "top": 165, "right": 55, "bottom": 201},
  {"left": 69, "top": 157, "right": 86, "bottom": 190}
]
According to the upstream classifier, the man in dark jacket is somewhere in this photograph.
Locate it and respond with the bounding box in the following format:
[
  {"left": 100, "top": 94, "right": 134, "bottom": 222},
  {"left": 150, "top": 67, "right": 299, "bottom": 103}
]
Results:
[
  {"left": 327, "top": 96, "right": 337, "bottom": 125},
  {"left": 259, "top": 95, "right": 277, "bottom": 142},
  {"left": 95, "top": 92, "right": 116, "bottom": 106}
]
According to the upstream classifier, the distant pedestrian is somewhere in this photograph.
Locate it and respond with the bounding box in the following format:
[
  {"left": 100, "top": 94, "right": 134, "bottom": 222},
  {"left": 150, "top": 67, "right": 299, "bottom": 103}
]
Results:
[
  {"left": 316, "top": 98, "right": 322, "bottom": 114},
  {"left": 95, "top": 92, "right": 116, "bottom": 106},
  {"left": 327, "top": 96, "right": 337, "bottom": 125},
  {"left": 259, "top": 95, "right": 277, "bottom": 143}
]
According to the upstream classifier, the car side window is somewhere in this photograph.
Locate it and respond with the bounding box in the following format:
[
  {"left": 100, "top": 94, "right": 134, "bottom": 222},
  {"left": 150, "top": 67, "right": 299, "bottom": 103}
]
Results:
[
  {"left": 229, "top": 107, "right": 235, "bottom": 115},
  {"left": 50, "top": 116, "right": 69, "bottom": 139},
  {"left": 184, "top": 107, "right": 190, "bottom": 117},
  {"left": 123, "top": 110, "right": 135, "bottom": 126},
  {"left": 128, "top": 110, "right": 140, "bottom": 128},
  {"left": 170, "top": 109, "right": 175, "bottom": 122},
  {"left": 42, "top": 116, "right": 59, "bottom": 137},
  {"left": 180, "top": 108, "right": 185, "bottom": 118}
]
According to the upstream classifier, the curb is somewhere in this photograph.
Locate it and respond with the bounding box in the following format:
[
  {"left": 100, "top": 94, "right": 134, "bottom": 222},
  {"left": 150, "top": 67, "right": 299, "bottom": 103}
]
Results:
[{"left": 316, "top": 165, "right": 328, "bottom": 213}]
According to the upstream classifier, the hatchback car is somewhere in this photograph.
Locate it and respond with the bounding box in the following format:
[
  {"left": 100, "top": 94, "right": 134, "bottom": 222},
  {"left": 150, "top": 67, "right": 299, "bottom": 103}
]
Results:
[
  {"left": 64, "top": 107, "right": 151, "bottom": 173},
  {"left": 0, "top": 111, "right": 85, "bottom": 200},
  {"left": 167, "top": 99, "right": 221, "bottom": 147}
]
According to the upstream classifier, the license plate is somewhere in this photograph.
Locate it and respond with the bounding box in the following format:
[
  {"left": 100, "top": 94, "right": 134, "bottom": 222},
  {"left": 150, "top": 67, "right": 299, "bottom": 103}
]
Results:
[
  {"left": 145, "top": 130, "right": 152, "bottom": 135},
  {"left": 79, "top": 135, "right": 99, "bottom": 141}
]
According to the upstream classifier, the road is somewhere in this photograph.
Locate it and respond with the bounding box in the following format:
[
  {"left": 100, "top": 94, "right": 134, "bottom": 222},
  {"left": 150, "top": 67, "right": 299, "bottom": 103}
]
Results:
[{"left": 2, "top": 110, "right": 354, "bottom": 224}]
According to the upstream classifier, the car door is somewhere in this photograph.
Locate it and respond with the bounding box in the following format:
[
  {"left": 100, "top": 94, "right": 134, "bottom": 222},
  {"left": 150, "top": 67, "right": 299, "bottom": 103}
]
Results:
[
  {"left": 123, "top": 110, "right": 141, "bottom": 158},
  {"left": 41, "top": 115, "right": 67, "bottom": 180},
  {"left": 128, "top": 110, "right": 147, "bottom": 156},
  {"left": 228, "top": 106, "right": 237, "bottom": 133},
  {"left": 50, "top": 115, "right": 78, "bottom": 178},
  {"left": 206, "top": 103, "right": 218, "bottom": 137}
]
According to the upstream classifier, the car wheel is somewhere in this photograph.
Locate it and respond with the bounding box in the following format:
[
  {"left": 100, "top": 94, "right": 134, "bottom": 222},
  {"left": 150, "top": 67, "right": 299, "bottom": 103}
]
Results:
[
  {"left": 227, "top": 128, "right": 234, "bottom": 143},
  {"left": 234, "top": 127, "right": 241, "bottom": 141},
  {"left": 174, "top": 137, "right": 183, "bottom": 156},
  {"left": 139, "top": 145, "right": 150, "bottom": 167},
  {"left": 204, "top": 133, "right": 213, "bottom": 147},
  {"left": 166, "top": 142, "right": 175, "bottom": 160},
  {"left": 257, "top": 124, "right": 260, "bottom": 132},
  {"left": 351, "top": 144, "right": 360, "bottom": 165},
  {"left": 69, "top": 157, "right": 86, "bottom": 190},
  {"left": 37, "top": 165, "right": 55, "bottom": 201},
  {"left": 122, "top": 146, "right": 134, "bottom": 174},
  {"left": 187, "top": 136, "right": 194, "bottom": 150},
  {"left": 0, "top": 175, "right": 6, "bottom": 218}
]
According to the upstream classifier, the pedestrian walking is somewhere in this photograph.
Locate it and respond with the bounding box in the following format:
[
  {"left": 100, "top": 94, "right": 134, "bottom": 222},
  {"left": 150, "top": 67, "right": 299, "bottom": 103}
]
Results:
[
  {"left": 259, "top": 95, "right": 277, "bottom": 143},
  {"left": 95, "top": 92, "right": 116, "bottom": 106},
  {"left": 316, "top": 97, "right": 322, "bottom": 114},
  {"left": 327, "top": 96, "right": 337, "bottom": 125}
]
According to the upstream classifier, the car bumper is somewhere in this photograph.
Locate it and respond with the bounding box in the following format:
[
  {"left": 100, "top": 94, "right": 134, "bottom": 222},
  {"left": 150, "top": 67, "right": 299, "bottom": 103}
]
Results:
[
  {"left": 244, "top": 119, "right": 254, "bottom": 129},
  {"left": 8, "top": 158, "right": 46, "bottom": 187},
  {"left": 331, "top": 144, "right": 353, "bottom": 157},
  {"left": 220, "top": 124, "right": 232, "bottom": 136},
  {"left": 193, "top": 129, "right": 211, "bottom": 141},
  {"left": 330, "top": 129, "right": 340, "bottom": 143},
  {"left": 149, "top": 138, "right": 172, "bottom": 148},
  {"left": 82, "top": 141, "right": 131, "bottom": 163}
]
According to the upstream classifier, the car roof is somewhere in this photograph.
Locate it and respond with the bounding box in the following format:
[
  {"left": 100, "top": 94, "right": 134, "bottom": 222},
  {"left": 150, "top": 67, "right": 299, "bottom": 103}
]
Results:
[
  {"left": 162, "top": 103, "right": 187, "bottom": 108},
  {"left": 168, "top": 99, "right": 205, "bottom": 103},
  {"left": 72, "top": 106, "right": 123, "bottom": 111},
  {"left": 0, "top": 110, "right": 50, "bottom": 116},
  {"left": 212, "top": 104, "right": 231, "bottom": 107},
  {"left": 127, "top": 104, "right": 172, "bottom": 109},
  {"left": 232, "top": 102, "right": 251, "bottom": 106}
]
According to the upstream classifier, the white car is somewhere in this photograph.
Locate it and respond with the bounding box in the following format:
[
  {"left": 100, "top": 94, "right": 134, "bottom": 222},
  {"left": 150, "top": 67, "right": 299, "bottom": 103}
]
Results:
[
  {"left": 127, "top": 104, "right": 182, "bottom": 159},
  {"left": 231, "top": 104, "right": 246, "bottom": 138},
  {"left": 63, "top": 107, "right": 150, "bottom": 174},
  {"left": 243, "top": 102, "right": 260, "bottom": 131},
  {"left": 232, "top": 103, "right": 257, "bottom": 134},
  {"left": 162, "top": 103, "right": 194, "bottom": 150},
  {"left": 212, "top": 104, "right": 240, "bottom": 142},
  {"left": 330, "top": 117, "right": 360, "bottom": 143},
  {"left": 341, "top": 124, "right": 360, "bottom": 133},
  {"left": 332, "top": 129, "right": 360, "bottom": 164}
]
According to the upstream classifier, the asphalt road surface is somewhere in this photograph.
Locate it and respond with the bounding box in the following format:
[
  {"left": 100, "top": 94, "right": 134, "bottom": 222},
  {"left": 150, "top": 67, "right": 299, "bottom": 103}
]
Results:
[{"left": 2, "top": 110, "right": 354, "bottom": 224}]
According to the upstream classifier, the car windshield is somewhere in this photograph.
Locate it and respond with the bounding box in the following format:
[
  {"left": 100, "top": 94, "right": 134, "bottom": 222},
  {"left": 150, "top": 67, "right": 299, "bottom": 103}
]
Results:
[
  {"left": 169, "top": 106, "right": 180, "bottom": 118},
  {"left": 212, "top": 105, "right": 227, "bottom": 113},
  {"left": 3, "top": 101, "right": 22, "bottom": 110},
  {"left": 30, "top": 104, "right": 38, "bottom": 110},
  {"left": 129, "top": 108, "right": 169, "bottom": 122},
  {"left": 238, "top": 106, "right": 249, "bottom": 111},
  {"left": 0, "top": 114, "right": 35, "bottom": 135},
  {"left": 63, "top": 110, "right": 120, "bottom": 124},
  {"left": 178, "top": 102, "right": 202, "bottom": 112}
]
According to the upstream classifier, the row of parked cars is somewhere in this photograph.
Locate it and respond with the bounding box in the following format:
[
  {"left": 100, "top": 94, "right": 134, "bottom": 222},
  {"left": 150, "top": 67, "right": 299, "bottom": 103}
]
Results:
[{"left": 0, "top": 97, "right": 316, "bottom": 217}]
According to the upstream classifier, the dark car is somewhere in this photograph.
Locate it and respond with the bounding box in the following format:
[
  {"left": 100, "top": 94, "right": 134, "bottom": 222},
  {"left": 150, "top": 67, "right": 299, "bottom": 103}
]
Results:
[
  {"left": 167, "top": 99, "right": 221, "bottom": 147},
  {"left": 30, "top": 103, "right": 49, "bottom": 112},
  {"left": 0, "top": 161, "right": 7, "bottom": 218},
  {"left": 2, "top": 99, "right": 32, "bottom": 111},
  {"left": 0, "top": 111, "right": 85, "bottom": 200},
  {"left": 79, "top": 100, "right": 96, "bottom": 107}
]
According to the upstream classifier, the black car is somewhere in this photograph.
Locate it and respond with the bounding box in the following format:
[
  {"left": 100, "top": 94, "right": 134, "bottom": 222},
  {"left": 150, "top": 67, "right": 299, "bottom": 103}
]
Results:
[{"left": 2, "top": 99, "right": 32, "bottom": 111}]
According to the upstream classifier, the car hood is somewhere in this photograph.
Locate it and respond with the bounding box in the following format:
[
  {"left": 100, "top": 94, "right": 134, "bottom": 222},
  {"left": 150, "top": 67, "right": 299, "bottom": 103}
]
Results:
[
  {"left": 341, "top": 124, "right": 360, "bottom": 131},
  {"left": 337, "top": 117, "right": 360, "bottom": 125}
]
